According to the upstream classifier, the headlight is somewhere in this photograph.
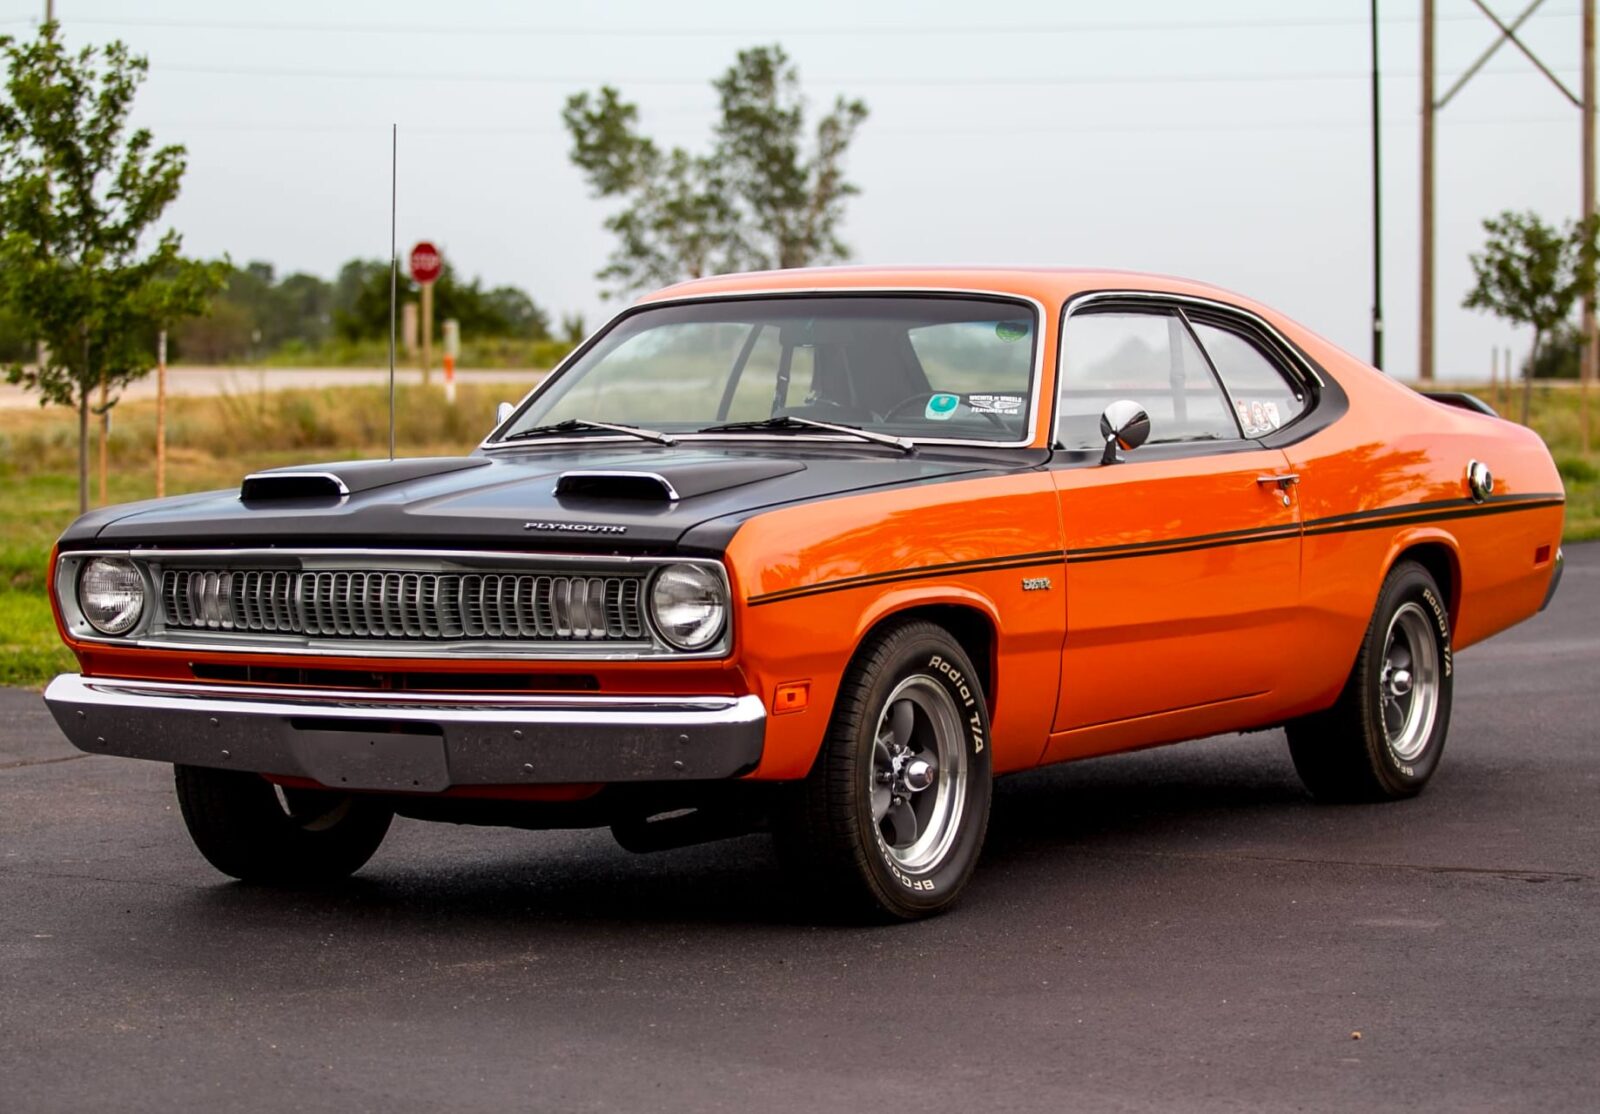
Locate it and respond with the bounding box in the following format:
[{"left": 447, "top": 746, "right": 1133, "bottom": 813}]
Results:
[
  {"left": 78, "top": 557, "right": 145, "bottom": 636},
  {"left": 649, "top": 563, "right": 727, "bottom": 651}
]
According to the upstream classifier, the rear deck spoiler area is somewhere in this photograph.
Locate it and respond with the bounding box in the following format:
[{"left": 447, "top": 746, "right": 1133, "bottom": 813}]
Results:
[{"left": 1421, "top": 391, "right": 1499, "bottom": 418}]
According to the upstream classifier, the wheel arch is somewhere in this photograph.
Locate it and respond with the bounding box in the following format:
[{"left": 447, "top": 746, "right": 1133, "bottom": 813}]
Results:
[
  {"left": 847, "top": 590, "right": 1001, "bottom": 718},
  {"left": 1383, "top": 530, "right": 1462, "bottom": 634}
]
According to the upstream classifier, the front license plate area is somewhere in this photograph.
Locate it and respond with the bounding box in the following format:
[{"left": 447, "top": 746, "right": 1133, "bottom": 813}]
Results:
[{"left": 288, "top": 725, "right": 451, "bottom": 793}]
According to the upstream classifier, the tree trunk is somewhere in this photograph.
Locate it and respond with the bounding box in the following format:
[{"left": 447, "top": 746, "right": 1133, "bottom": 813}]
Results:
[
  {"left": 77, "top": 388, "right": 89, "bottom": 515},
  {"left": 1521, "top": 332, "right": 1540, "bottom": 427},
  {"left": 97, "top": 375, "right": 109, "bottom": 506}
]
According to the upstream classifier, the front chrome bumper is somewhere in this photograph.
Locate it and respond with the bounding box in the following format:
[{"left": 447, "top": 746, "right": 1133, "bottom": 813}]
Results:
[{"left": 44, "top": 674, "right": 766, "bottom": 791}]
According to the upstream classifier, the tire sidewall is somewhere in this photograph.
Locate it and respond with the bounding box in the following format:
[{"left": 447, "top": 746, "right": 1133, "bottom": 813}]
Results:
[
  {"left": 852, "top": 630, "right": 993, "bottom": 914},
  {"left": 1364, "top": 565, "right": 1454, "bottom": 793}
]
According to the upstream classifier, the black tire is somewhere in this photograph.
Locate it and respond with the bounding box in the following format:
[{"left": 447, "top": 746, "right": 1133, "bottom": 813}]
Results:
[
  {"left": 1286, "top": 561, "right": 1454, "bottom": 802},
  {"left": 774, "top": 620, "right": 993, "bottom": 921},
  {"left": 174, "top": 765, "right": 394, "bottom": 883}
]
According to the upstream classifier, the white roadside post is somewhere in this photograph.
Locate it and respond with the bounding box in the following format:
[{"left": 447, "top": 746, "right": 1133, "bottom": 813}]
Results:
[{"left": 442, "top": 318, "right": 460, "bottom": 405}]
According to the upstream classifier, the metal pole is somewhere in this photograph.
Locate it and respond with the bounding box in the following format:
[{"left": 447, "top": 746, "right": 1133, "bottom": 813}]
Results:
[
  {"left": 1371, "top": 0, "right": 1385, "bottom": 370},
  {"left": 1582, "top": 0, "right": 1595, "bottom": 453},
  {"left": 388, "top": 124, "right": 397, "bottom": 462},
  {"left": 1420, "top": 0, "right": 1436, "bottom": 382}
]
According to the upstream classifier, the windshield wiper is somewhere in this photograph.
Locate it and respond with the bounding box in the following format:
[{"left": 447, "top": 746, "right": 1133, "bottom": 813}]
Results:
[
  {"left": 500, "top": 418, "right": 678, "bottom": 446},
  {"left": 698, "top": 415, "right": 914, "bottom": 453}
]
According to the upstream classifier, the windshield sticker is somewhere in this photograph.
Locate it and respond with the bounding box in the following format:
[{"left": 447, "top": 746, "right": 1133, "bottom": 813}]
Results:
[
  {"left": 925, "top": 392, "right": 961, "bottom": 420},
  {"left": 994, "top": 321, "right": 1029, "bottom": 343},
  {"left": 967, "top": 393, "right": 1025, "bottom": 415}
]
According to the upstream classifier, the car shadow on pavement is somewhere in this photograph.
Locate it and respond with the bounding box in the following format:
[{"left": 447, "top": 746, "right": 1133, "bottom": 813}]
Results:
[{"left": 158, "top": 731, "right": 1315, "bottom": 935}]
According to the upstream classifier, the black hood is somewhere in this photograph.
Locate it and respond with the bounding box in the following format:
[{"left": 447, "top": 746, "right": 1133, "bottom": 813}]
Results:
[{"left": 63, "top": 444, "right": 1036, "bottom": 555}]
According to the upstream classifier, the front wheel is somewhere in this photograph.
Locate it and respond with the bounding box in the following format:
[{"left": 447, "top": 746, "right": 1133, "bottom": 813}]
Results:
[
  {"left": 775, "top": 620, "right": 993, "bottom": 920},
  {"left": 1286, "top": 561, "right": 1454, "bottom": 802},
  {"left": 174, "top": 765, "right": 393, "bottom": 883}
]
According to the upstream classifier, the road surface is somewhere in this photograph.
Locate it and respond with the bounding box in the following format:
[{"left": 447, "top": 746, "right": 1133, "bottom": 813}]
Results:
[{"left": 1, "top": 545, "right": 1595, "bottom": 1112}]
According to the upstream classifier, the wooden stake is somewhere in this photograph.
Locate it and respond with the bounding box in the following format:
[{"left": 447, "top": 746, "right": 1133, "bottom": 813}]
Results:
[
  {"left": 156, "top": 329, "right": 168, "bottom": 498},
  {"left": 97, "top": 375, "right": 109, "bottom": 506}
]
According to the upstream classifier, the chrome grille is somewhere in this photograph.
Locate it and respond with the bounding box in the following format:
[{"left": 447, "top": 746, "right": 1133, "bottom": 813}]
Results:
[{"left": 161, "top": 568, "right": 646, "bottom": 642}]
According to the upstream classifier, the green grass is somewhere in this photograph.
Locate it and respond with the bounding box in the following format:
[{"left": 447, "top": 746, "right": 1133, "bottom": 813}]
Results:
[
  {"left": 0, "top": 378, "right": 1594, "bottom": 688},
  {"left": 0, "top": 591, "right": 74, "bottom": 687},
  {"left": 1464, "top": 384, "right": 1599, "bottom": 541}
]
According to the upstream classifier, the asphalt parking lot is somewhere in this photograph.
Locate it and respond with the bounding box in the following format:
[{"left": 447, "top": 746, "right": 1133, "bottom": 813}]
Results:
[{"left": 2, "top": 545, "right": 1596, "bottom": 1113}]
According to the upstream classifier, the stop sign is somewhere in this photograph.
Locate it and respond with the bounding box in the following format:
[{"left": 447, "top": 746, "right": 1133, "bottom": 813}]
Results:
[{"left": 409, "top": 241, "right": 442, "bottom": 285}]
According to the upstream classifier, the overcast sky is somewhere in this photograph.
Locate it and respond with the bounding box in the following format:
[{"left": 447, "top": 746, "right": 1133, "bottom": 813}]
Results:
[{"left": 7, "top": 0, "right": 1588, "bottom": 380}]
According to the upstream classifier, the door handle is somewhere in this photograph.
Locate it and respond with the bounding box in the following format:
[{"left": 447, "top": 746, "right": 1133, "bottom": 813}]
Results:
[{"left": 1255, "top": 473, "right": 1300, "bottom": 506}]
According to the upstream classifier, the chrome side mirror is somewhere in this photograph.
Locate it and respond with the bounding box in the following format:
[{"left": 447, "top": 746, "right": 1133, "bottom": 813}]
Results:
[
  {"left": 1099, "top": 400, "right": 1150, "bottom": 465},
  {"left": 495, "top": 401, "right": 515, "bottom": 427}
]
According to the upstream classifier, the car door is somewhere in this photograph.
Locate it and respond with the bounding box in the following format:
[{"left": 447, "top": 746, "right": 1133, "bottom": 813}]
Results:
[{"left": 1046, "top": 300, "right": 1303, "bottom": 760}]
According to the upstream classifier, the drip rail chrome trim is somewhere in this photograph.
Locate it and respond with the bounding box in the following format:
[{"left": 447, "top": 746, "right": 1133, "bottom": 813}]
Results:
[{"left": 481, "top": 286, "right": 1050, "bottom": 452}]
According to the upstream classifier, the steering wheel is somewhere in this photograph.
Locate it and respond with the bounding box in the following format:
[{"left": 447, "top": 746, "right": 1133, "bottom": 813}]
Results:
[{"left": 883, "top": 392, "right": 1011, "bottom": 431}]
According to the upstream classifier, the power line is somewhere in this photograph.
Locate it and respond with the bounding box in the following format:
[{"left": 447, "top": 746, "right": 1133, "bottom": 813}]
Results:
[
  {"left": 154, "top": 62, "right": 1579, "bottom": 88},
  {"left": 52, "top": 9, "right": 1584, "bottom": 37},
  {"left": 141, "top": 115, "right": 1571, "bottom": 138}
]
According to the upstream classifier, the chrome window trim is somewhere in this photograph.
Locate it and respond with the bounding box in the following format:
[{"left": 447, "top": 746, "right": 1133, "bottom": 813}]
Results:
[
  {"left": 479, "top": 286, "right": 1050, "bottom": 452},
  {"left": 1056, "top": 289, "right": 1330, "bottom": 451},
  {"left": 53, "top": 548, "right": 733, "bottom": 661}
]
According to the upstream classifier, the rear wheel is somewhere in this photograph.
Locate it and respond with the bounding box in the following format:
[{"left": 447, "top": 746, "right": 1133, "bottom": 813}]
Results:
[
  {"left": 1286, "top": 561, "right": 1454, "bottom": 802},
  {"left": 174, "top": 765, "right": 393, "bottom": 883},
  {"left": 775, "top": 620, "right": 993, "bottom": 920}
]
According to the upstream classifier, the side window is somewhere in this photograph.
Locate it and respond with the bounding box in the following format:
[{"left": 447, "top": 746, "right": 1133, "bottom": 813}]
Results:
[
  {"left": 1189, "top": 320, "right": 1307, "bottom": 437},
  {"left": 1058, "top": 311, "right": 1240, "bottom": 451}
]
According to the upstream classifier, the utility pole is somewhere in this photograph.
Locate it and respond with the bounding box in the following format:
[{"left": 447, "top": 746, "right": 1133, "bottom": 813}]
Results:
[
  {"left": 1420, "top": 0, "right": 1435, "bottom": 382},
  {"left": 1372, "top": 0, "right": 1385, "bottom": 371},
  {"left": 45, "top": 1, "right": 52, "bottom": 22},
  {"left": 1583, "top": 0, "right": 1595, "bottom": 453}
]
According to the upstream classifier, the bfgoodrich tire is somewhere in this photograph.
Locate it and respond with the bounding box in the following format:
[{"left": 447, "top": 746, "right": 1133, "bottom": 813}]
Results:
[
  {"left": 174, "top": 765, "right": 393, "bottom": 883},
  {"left": 1286, "top": 561, "right": 1454, "bottom": 802},
  {"left": 775, "top": 620, "right": 993, "bottom": 921}
]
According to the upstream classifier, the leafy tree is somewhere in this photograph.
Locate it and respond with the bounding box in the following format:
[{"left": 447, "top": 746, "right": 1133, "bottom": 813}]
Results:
[
  {"left": 0, "top": 23, "right": 222, "bottom": 511},
  {"left": 334, "top": 259, "right": 550, "bottom": 342},
  {"left": 1463, "top": 210, "right": 1599, "bottom": 425},
  {"left": 563, "top": 45, "right": 869, "bottom": 297}
]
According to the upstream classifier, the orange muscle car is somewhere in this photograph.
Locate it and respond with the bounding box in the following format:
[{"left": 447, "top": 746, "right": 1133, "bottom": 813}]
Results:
[{"left": 44, "top": 267, "right": 1565, "bottom": 919}]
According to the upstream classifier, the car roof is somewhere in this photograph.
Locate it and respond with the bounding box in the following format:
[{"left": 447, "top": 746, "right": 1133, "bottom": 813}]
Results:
[{"left": 638, "top": 265, "right": 1279, "bottom": 318}]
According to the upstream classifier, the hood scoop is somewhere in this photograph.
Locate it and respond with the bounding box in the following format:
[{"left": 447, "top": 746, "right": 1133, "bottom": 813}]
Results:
[
  {"left": 554, "top": 459, "right": 806, "bottom": 503},
  {"left": 241, "top": 457, "right": 490, "bottom": 502}
]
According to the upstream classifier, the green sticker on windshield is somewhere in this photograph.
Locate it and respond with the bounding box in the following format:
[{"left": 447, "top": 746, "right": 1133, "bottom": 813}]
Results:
[
  {"left": 995, "top": 320, "right": 1029, "bottom": 343},
  {"left": 925, "top": 392, "right": 960, "bottom": 420}
]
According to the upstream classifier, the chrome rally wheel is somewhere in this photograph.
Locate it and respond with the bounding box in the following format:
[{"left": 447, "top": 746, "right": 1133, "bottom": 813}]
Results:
[
  {"left": 870, "top": 675, "right": 969, "bottom": 873},
  {"left": 1379, "top": 602, "right": 1442, "bottom": 763}
]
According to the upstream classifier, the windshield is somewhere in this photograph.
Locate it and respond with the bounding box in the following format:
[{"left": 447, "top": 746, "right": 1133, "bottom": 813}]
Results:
[{"left": 498, "top": 295, "right": 1039, "bottom": 445}]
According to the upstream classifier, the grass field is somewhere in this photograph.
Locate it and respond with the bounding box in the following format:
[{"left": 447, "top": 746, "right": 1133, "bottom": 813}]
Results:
[{"left": 0, "top": 379, "right": 1594, "bottom": 688}]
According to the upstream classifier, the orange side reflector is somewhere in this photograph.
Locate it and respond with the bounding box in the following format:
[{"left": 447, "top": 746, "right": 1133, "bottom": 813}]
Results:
[
  {"left": 774, "top": 682, "right": 810, "bottom": 715},
  {"left": 1535, "top": 545, "right": 1552, "bottom": 565}
]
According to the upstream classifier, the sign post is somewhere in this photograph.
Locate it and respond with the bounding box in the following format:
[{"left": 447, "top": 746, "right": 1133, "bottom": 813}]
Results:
[{"left": 408, "top": 241, "right": 442, "bottom": 386}]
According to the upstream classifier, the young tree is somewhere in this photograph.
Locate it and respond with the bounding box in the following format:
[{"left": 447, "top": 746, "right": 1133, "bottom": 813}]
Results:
[
  {"left": 1463, "top": 210, "right": 1599, "bottom": 427},
  {"left": 0, "top": 23, "right": 221, "bottom": 511},
  {"left": 563, "top": 46, "right": 869, "bottom": 298}
]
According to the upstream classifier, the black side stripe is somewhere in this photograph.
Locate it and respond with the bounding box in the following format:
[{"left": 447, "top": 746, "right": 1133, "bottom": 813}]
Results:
[
  {"left": 748, "top": 550, "right": 1062, "bottom": 606},
  {"left": 746, "top": 493, "right": 1564, "bottom": 606}
]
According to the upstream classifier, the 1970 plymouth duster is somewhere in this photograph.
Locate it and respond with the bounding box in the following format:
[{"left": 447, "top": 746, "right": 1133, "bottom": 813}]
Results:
[{"left": 44, "top": 267, "right": 1565, "bottom": 919}]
